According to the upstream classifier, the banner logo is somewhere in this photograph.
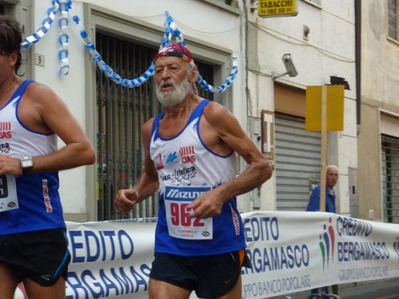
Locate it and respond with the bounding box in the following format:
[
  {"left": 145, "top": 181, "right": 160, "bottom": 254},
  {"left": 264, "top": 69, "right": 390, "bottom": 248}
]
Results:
[
  {"left": 319, "top": 217, "right": 335, "bottom": 270},
  {"left": 394, "top": 236, "right": 399, "bottom": 261}
]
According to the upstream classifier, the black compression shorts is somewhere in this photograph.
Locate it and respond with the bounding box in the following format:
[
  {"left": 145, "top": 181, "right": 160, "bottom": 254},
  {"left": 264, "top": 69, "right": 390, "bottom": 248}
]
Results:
[
  {"left": 150, "top": 249, "right": 251, "bottom": 299},
  {"left": 0, "top": 228, "right": 71, "bottom": 286}
]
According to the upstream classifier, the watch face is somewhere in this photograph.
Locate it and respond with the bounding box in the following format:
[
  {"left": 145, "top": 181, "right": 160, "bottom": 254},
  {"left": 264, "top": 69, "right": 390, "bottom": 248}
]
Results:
[{"left": 21, "top": 157, "right": 33, "bottom": 168}]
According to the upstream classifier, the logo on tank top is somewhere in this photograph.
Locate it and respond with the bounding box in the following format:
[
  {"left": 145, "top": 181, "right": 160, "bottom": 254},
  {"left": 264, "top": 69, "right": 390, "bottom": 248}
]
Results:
[
  {"left": 179, "top": 146, "right": 196, "bottom": 164},
  {"left": 42, "top": 180, "right": 53, "bottom": 213},
  {"left": 0, "top": 143, "right": 10, "bottom": 154},
  {"left": 166, "top": 151, "right": 178, "bottom": 165},
  {"left": 154, "top": 153, "right": 164, "bottom": 170},
  {"left": 231, "top": 205, "right": 241, "bottom": 236},
  {"left": 160, "top": 166, "right": 197, "bottom": 183},
  {"left": 166, "top": 186, "right": 208, "bottom": 199},
  {"left": 0, "top": 122, "right": 12, "bottom": 139}
]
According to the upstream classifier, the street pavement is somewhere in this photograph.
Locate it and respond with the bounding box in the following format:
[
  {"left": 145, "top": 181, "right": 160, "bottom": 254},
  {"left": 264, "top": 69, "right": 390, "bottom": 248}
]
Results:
[{"left": 267, "top": 277, "right": 399, "bottom": 299}]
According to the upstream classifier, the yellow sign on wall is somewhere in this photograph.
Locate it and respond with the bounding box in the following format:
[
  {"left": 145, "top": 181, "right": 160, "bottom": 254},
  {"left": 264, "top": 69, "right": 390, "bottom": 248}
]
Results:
[
  {"left": 305, "top": 85, "right": 344, "bottom": 131},
  {"left": 258, "top": 0, "right": 298, "bottom": 18}
]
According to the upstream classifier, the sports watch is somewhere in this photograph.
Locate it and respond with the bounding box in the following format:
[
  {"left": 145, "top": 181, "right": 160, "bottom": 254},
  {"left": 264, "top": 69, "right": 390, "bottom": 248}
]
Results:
[{"left": 20, "top": 156, "right": 34, "bottom": 175}]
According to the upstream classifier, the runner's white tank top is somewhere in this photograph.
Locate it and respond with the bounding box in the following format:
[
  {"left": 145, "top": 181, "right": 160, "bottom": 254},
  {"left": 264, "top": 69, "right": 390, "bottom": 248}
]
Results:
[
  {"left": 0, "top": 80, "right": 64, "bottom": 235},
  {"left": 150, "top": 99, "right": 246, "bottom": 256}
]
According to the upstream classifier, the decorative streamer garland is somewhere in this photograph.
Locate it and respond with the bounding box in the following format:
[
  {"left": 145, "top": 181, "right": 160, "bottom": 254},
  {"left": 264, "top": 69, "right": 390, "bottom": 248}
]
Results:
[
  {"left": 72, "top": 14, "right": 155, "bottom": 87},
  {"left": 162, "top": 12, "right": 185, "bottom": 47},
  {"left": 20, "top": 1, "right": 59, "bottom": 50},
  {"left": 20, "top": 0, "right": 238, "bottom": 92},
  {"left": 197, "top": 56, "right": 238, "bottom": 93},
  {"left": 58, "top": 0, "right": 72, "bottom": 75}
]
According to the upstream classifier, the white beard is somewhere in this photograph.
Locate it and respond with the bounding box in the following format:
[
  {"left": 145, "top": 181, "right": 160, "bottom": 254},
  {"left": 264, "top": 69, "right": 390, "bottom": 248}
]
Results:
[{"left": 156, "top": 78, "right": 192, "bottom": 107}]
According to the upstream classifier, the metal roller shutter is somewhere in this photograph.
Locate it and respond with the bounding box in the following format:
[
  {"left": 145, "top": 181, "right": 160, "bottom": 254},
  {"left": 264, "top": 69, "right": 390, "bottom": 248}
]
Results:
[{"left": 275, "top": 113, "right": 321, "bottom": 211}]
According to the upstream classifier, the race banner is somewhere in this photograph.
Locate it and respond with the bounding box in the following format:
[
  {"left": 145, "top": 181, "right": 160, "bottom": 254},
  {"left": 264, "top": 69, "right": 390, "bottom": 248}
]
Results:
[
  {"left": 241, "top": 211, "right": 399, "bottom": 298},
  {"left": 14, "top": 212, "right": 399, "bottom": 299},
  {"left": 65, "top": 218, "right": 156, "bottom": 299}
]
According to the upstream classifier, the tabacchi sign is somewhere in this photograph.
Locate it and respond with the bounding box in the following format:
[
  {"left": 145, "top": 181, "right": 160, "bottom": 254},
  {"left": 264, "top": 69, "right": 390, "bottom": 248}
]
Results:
[{"left": 258, "top": 0, "right": 298, "bottom": 18}]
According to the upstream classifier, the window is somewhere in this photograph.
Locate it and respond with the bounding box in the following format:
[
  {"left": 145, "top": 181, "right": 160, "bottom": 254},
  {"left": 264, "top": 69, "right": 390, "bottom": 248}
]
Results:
[
  {"left": 95, "top": 32, "right": 215, "bottom": 221},
  {"left": 388, "top": 0, "right": 399, "bottom": 40},
  {"left": 381, "top": 135, "right": 399, "bottom": 223},
  {"left": 203, "top": 0, "right": 239, "bottom": 10},
  {"left": 0, "top": 1, "right": 14, "bottom": 16},
  {"left": 223, "top": 0, "right": 234, "bottom": 5},
  {"left": 0, "top": 0, "right": 32, "bottom": 78},
  {"left": 0, "top": 2, "right": 10, "bottom": 16},
  {"left": 95, "top": 33, "right": 158, "bottom": 221}
]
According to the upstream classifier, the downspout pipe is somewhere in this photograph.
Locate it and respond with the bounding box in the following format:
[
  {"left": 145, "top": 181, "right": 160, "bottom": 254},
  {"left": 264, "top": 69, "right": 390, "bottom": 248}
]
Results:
[
  {"left": 243, "top": 0, "right": 249, "bottom": 118},
  {"left": 355, "top": 0, "right": 361, "bottom": 130}
]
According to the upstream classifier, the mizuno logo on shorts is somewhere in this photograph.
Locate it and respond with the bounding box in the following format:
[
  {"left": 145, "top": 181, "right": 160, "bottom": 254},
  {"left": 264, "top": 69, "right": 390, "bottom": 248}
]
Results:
[{"left": 40, "top": 274, "right": 50, "bottom": 281}]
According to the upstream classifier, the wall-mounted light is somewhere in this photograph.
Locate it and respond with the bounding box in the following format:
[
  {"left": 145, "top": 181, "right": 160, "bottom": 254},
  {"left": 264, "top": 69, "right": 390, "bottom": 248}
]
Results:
[
  {"left": 249, "top": 0, "right": 257, "bottom": 12},
  {"left": 330, "top": 76, "right": 350, "bottom": 90},
  {"left": 272, "top": 54, "right": 298, "bottom": 80}
]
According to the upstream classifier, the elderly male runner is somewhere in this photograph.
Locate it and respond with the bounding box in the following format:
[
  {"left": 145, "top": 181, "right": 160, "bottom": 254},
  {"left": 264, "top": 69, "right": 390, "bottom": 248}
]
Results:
[{"left": 115, "top": 44, "right": 272, "bottom": 299}]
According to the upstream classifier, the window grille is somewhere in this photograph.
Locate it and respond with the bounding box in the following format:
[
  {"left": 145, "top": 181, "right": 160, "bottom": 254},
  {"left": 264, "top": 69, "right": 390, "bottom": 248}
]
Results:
[
  {"left": 381, "top": 134, "right": 399, "bottom": 223},
  {"left": 388, "top": 0, "right": 398, "bottom": 40},
  {"left": 95, "top": 32, "right": 214, "bottom": 221}
]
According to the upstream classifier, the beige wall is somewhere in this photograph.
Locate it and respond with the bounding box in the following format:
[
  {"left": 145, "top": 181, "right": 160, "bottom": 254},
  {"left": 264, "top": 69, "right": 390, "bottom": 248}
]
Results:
[{"left": 357, "top": 102, "right": 382, "bottom": 220}]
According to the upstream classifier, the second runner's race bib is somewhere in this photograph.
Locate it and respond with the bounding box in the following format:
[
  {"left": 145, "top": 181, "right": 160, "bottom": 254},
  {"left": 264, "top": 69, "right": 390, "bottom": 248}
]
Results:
[{"left": 0, "top": 175, "right": 18, "bottom": 212}]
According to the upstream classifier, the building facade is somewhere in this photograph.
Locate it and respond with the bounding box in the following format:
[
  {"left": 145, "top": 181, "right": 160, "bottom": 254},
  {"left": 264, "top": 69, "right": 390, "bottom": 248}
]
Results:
[
  {"left": 358, "top": 0, "right": 399, "bottom": 223},
  {"left": 245, "top": 0, "right": 358, "bottom": 216},
  {"left": 1, "top": 0, "right": 247, "bottom": 222},
  {"left": 5, "top": 0, "right": 399, "bottom": 224}
]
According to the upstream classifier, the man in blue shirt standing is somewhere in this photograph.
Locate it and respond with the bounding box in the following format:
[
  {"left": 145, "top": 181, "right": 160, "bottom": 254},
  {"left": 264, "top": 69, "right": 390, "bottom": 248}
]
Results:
[
  {"left": 307, "top": 165, "right": 338, "bottom": 213},
  {"left": 306, "top": 165, "right": 339, "bottom": 298}
]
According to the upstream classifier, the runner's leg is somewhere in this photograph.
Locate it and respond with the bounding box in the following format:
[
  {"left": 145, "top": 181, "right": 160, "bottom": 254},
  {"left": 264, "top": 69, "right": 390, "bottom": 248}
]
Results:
[
  {"left": 149, "top": 277, "right": 191, "bottom": 299},
  {"left": 23, "top": 276, "right": 66, "bottom": 299},
  {"left": 332, "top": 284, "right": 338, "bottom": 295},
  {"left": 0, "top": 263, "right": 19, "bottom": 299},
  {"left": 216, "top": 275, "right": 242, "bottom": 299}
]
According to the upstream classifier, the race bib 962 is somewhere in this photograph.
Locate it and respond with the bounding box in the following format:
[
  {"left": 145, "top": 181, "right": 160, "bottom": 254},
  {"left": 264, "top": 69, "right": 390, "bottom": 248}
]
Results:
[{"left": 164, "top": 185, "right": 213, "bottom": 240}]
